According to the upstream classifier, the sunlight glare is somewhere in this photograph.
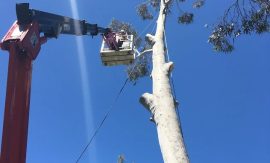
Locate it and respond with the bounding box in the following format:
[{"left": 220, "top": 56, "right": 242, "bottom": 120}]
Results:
[{"left": 69, "top": 0, "right": 97, "bottom": 162}]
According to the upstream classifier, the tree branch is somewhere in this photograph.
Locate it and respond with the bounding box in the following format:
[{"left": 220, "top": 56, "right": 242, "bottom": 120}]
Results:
[
  {"left": 164, "top": 0, "right": 171, "bottom": 4},
  {"left": 136, "top": 48, "right": 153, "bottom": 58}
]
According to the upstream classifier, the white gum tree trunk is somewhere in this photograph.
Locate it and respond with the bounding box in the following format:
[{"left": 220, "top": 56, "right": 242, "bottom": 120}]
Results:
[{"left": 139, "top": 0, "right": 189, "bottom": 162}]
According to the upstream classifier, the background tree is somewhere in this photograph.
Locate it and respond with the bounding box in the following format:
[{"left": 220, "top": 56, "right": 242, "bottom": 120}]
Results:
[
  {"left": 209, "top": 0, "right": 270, "bottom": 52},
  {"left": 117, "top": 155, "right": 125, "bottom": 163},
  {"left": 110, "top": 0, "right": 204, "bottom": 162}
]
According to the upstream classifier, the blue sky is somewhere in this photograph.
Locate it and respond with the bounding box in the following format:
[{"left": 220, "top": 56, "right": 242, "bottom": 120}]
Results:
[{"left": 0, "top": 0, "right": 270, "bottom": 163}]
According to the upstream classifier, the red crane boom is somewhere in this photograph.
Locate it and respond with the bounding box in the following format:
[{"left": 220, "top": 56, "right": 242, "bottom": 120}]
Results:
[{"left": 0, "top": 3, "right": 118, "bottom": 163}]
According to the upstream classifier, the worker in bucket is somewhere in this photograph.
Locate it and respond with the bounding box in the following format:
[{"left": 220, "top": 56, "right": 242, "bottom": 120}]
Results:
[{"left": 117, "top": 29, "right": 128, "bottom": 49}]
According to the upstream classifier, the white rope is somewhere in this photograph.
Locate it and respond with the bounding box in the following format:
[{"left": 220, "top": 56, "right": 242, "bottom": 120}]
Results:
[
  {"left": 163, "top": 29, "right": 183, "bottom": 128},
  {"left": 164, "top": 30, "right": 170, "bottom": 64},
  {"left": 132, "top": 13, "right": 158, "bottom": 59},
  {"left": 135, "top": 12, "right": 158, "bottom": 42}
]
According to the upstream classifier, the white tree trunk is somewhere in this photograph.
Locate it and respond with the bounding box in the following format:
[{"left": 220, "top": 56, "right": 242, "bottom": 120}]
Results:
[{"left": 140, "top": 0, "right": 189, "bottom": 163}]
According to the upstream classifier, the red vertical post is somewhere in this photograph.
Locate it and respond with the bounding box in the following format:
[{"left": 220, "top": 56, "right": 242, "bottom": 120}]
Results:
[
  {"left": 0, "top": 43, "right": 33, "bottom": 163},
  {"left": 0, "top": 21, "right": 45, "bottom": 163}
]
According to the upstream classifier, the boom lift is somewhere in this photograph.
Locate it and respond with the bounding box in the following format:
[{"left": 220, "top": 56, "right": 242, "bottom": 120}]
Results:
[{"left": 0, "top": 3, "right": 134, "bottom": 163}]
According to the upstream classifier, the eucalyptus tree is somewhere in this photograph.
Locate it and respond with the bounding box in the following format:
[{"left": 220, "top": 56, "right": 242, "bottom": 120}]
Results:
[
  {"left": 109, "top": 0, "right": 270, "bottom": 162},
  {"left": 110, "top": 0, "right": 204, "bottom": 163},
  {"left": 117, "top": 155, "right": 125, "bottom": 163}
]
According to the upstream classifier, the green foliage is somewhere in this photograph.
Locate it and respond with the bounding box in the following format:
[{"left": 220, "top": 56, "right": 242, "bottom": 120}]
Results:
[
  {"left": 176, "top": 0, "right": 204, "bottom": 25},
  {"left": 109, "top": 19, "right": 151, "bottom": 83},
  {"left": 126, "top": 54, "right": 151, "bottom": 85},
  {"left": 109, "top": 19, "right": 142, "bottom": 47},
  {"left": 119, "top": 0, "right": 205, "bottom": 83},
  {"left": 137, "top": 3, "right": 154, "bottom": 20},
  {"left": 150, "top": 0, "right": 160, "bottom": 10},
  {"left": 136, "top": 0, "right": 204, "bottom": 24},
  {"left": 178, "top": 12, "right": 194, "bottom": 24},
  {"left": 209, "top": 0, "right": 270, "bottom": 52},
  {"left": 117, "top": 155, "right": 125, "bottom": 163},
  {"left": 192, "top": 0, "right": 205, "bottom": 8}
]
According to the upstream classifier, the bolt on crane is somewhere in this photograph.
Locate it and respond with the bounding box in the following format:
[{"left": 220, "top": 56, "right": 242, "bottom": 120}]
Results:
[{"left": 0, "top": 3, "right": 135, "bottom": 163}]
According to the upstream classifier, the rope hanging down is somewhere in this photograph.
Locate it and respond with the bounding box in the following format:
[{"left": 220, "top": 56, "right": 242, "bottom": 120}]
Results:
[
  {"left": 164, "top": 30, "right": 189, "bottom": 154},
  {"left": 163, "top": 30, "right": 181, "bottom": 120},
  {"left": 135, "top": 12, "right": 158, "bottom": 42},
  {"left": 75, "top": 14, "right": 159, "bottom": 163},
  {"left": 75, "top": 78, "right": 128, "bottom": 163},
  {"left": 75, "top": 61, "right": 138, "bottom": 162}
]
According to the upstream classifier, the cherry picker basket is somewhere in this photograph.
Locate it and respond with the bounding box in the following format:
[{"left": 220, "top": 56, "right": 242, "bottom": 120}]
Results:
[{"left": 100, "top": 32, "right": 135, "bottom": 66}]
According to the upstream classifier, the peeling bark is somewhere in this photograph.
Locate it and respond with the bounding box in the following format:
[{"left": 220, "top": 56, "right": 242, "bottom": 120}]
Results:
[{"left": 140, "top": 0, "right": 189, "bottom": 162}]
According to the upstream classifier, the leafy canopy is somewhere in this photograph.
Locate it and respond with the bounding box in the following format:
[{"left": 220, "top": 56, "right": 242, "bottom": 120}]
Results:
[{"left": 209, "top": 0, "right": 270, "bottom": 53}]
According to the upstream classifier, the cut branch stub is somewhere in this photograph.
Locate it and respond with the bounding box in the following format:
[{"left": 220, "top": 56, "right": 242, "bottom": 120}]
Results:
[
  {"left": 163, "top": 61, "right": 174, "bottom": 75},
  {"left": 139, "top": 93, "right": 156, "bottom": 114},
  {"left": 145, "top": 33, "right": 156, "bottom": 44}
]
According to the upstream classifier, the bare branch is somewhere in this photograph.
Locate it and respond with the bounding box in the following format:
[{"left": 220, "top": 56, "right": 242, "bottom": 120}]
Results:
[{"left": 136, "top": 48, "right": 153, "bottom": 58}]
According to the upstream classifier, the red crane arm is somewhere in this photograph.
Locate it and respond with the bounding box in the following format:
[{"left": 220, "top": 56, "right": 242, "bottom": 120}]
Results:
[{"left": 0, "top": 3, "right": 118, "bottom": 163}]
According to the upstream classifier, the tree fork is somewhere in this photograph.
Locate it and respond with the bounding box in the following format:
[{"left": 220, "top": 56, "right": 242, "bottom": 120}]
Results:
[{"left": 139, "top": 0, "right": 189, "bottom": 162}]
